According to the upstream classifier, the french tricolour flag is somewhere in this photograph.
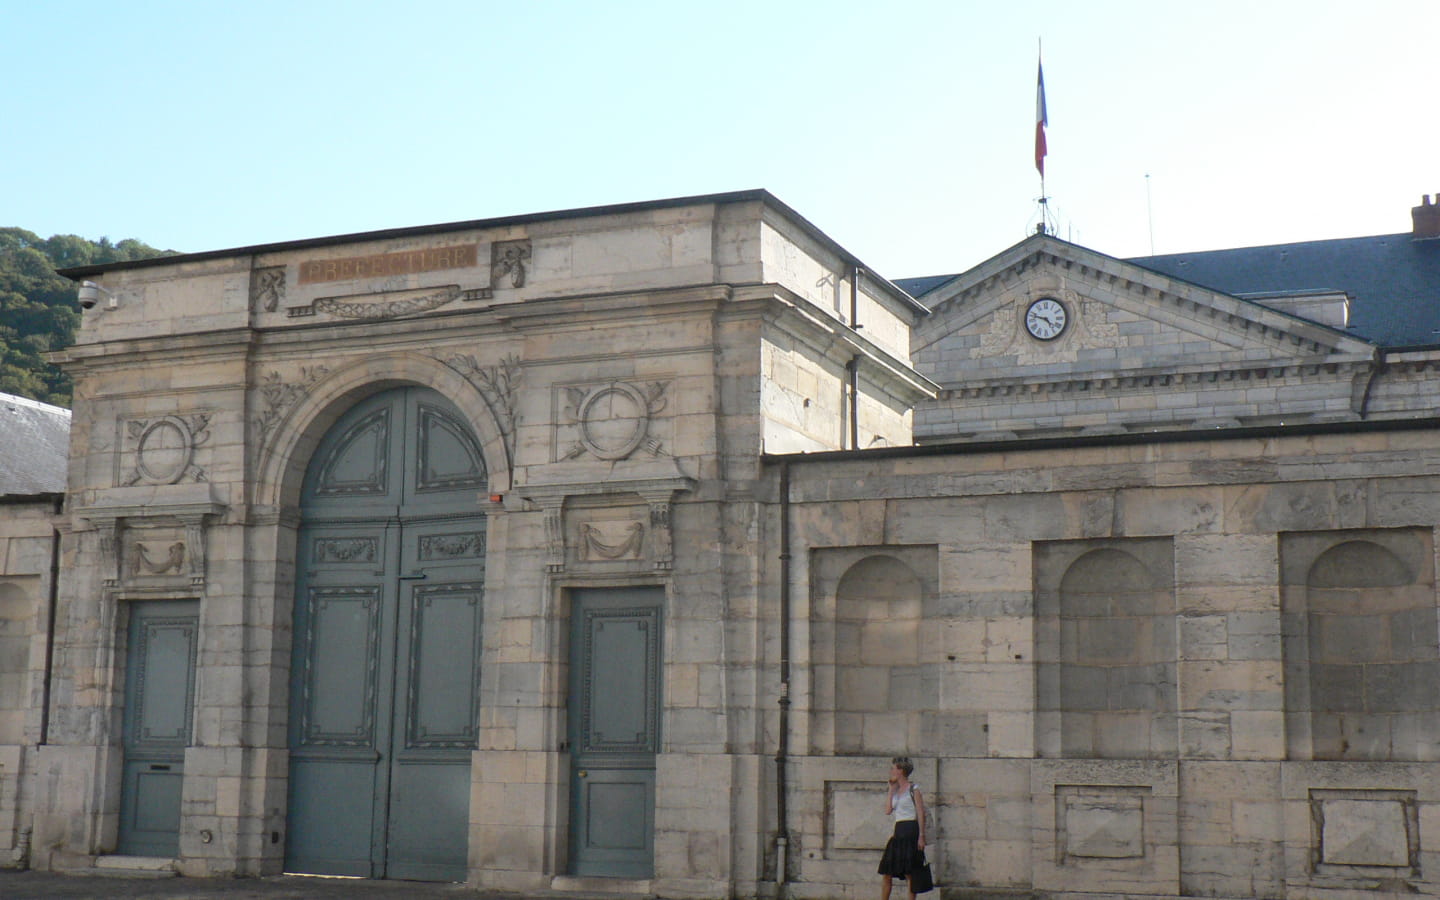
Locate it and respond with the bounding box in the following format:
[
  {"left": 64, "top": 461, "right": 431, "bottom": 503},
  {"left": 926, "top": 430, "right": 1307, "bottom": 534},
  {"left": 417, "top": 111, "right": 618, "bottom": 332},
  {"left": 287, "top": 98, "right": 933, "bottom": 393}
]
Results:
[{"left": 1035, "top": 58, "right": 1048, "bottom": 177}]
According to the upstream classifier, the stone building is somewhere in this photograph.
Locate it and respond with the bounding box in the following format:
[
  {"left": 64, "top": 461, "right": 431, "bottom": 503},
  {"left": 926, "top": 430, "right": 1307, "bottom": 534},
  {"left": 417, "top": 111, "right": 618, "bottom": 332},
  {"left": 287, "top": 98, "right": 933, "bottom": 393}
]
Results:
[
  {"left": 0, "top": 392, "right": 69, "bottom": 866},
  {"left": 5, "top": 190, "right": 1440, "bottom": 899}
]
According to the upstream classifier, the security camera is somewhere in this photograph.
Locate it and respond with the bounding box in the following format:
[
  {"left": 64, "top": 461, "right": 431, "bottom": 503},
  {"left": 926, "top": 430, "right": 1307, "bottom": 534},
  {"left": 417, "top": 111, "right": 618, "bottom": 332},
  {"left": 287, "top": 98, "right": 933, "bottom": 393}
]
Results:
[
  {"left": 77, "top": 281, "right": 115, "bottom": 311},
  {"left": 78, "top": 282, "right": 101, "bottom": 309}
]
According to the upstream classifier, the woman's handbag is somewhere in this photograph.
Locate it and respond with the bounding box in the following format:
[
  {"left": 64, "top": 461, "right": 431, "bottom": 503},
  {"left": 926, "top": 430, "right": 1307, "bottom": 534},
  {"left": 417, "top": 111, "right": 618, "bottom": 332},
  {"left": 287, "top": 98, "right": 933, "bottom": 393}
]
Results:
[{"left": 909, "top": 852, "right": 934, "bottom": 894}]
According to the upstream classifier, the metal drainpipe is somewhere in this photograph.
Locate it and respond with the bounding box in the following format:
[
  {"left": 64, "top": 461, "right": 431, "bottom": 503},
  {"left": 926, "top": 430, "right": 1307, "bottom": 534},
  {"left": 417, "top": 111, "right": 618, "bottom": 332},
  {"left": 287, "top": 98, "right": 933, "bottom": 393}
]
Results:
[
  {"left": 847, "top": 266, "right": 863, "bottom": 450},
  {"left": 845, "top": 357, "right": 860, "bottom": 451},
  {"left": 849, "top": 265, "right": 861, "bottom": 329},
  {"left": 775, "top": 461, "right": 792, "bottom": 884},
  {"left": 39, "top": 500, "right": 62, "bottom": 745},
  {"left": 1358, "top": 348, "right": 1387, "bottom": 419}
]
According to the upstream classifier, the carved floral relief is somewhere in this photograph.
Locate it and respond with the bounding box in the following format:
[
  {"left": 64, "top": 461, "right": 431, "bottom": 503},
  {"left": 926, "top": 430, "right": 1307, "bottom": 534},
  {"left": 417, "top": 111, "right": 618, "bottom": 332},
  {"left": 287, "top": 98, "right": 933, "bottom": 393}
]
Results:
[
  {"left": 250, "top": 266, "right": 286, "bottom": 313},
  {"left": 444, "top": 353, "right": 521, "bottom": 463},
  {"left": 492, "top": 240, "right": 531, "bottom": 288},
  {"left": 254, "top": 366, "right": 331, "bottom": 446}
]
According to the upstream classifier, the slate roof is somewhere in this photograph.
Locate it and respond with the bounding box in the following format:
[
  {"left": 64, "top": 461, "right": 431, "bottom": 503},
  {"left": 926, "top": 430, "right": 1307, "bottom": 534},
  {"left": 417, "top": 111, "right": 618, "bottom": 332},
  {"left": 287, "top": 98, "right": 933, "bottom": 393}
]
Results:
[
  {"left": 0, "top": 393, "right": 70, "bottom": 497},
  {"left": 1130, "top": 234, "right": 1440, "bottom": 349},
  {"left": 899, "top": 232, "right": 1440, "bottom": 350},
  {"left": 894, "top": 274, "right": 958, "bottom": 299}
]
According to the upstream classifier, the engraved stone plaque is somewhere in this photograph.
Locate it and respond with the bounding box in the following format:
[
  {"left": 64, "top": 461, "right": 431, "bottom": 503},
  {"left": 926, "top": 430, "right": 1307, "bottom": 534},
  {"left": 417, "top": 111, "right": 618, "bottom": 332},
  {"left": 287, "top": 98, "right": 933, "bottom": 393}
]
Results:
[{"left": 298, "top": 244, "right": 479, "bottom": 284}]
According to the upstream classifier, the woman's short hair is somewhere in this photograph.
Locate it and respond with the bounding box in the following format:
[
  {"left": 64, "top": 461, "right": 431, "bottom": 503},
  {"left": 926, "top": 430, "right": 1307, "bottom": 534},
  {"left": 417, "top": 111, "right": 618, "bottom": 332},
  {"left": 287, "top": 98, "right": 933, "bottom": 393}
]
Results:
[{"left": 891, "top": 756, "right": 913, "bottom": 776}]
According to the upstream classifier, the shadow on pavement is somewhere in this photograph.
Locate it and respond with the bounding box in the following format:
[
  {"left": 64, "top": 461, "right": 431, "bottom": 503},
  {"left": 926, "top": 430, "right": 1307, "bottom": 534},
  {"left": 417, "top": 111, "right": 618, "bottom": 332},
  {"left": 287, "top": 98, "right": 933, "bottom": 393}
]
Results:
[{"left": 0, "top": 869, "right": 492, "bottom": 899}]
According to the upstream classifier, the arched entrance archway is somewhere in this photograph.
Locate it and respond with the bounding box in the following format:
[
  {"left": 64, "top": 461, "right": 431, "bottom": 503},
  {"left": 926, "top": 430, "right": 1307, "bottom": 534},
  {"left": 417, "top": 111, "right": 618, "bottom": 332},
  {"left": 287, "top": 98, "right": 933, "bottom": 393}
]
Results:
[{"left": 285, "top": 386, "right": 486, "bottom": 881}]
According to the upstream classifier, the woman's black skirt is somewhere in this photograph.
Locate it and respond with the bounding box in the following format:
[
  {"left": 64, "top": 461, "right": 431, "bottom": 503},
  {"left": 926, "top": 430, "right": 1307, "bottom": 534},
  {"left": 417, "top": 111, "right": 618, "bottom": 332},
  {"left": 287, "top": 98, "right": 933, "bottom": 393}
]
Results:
[{"left": 877, "top": 820, "right": 921, "bottom": 876}]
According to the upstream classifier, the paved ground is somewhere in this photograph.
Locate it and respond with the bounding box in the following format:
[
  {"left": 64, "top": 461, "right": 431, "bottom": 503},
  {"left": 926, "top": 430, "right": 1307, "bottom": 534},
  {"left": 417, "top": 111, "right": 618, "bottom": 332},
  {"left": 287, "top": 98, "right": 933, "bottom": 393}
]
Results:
[{"left": 0, "top": 870, "right": 506, "bottom": 899}]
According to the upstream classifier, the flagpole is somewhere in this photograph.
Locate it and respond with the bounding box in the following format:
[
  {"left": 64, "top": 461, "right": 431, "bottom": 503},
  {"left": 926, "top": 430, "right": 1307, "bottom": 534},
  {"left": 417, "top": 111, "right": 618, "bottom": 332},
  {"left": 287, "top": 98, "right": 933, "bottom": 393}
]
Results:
[{"left": 1035, "top": 41, "right": 1051, "bottom": 235}]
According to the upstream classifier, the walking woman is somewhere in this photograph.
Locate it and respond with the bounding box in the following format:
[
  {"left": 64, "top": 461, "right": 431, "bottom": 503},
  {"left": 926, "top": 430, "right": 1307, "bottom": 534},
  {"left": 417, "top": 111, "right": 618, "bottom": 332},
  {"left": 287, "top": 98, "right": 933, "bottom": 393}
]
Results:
[{"left": 878, "top": 756, "right": 926, "bottom": 900}]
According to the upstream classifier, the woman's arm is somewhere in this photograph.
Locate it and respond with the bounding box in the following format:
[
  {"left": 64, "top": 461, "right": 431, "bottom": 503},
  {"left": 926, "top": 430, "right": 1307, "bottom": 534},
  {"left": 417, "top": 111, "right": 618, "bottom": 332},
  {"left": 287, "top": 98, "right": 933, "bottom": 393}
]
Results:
[
  {"left": 914, "top": 789, "right": 926, "bottom": 850},
  {"left": 884, "top": 787, "right": 894, "bottom": 815}
]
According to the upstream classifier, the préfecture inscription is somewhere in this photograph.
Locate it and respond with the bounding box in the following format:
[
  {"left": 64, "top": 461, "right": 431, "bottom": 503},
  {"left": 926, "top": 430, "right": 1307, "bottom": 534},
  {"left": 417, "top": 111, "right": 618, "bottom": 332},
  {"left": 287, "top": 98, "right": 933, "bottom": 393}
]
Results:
[{"left": 299, "top": 244, "right": 479, "bottom": 284}]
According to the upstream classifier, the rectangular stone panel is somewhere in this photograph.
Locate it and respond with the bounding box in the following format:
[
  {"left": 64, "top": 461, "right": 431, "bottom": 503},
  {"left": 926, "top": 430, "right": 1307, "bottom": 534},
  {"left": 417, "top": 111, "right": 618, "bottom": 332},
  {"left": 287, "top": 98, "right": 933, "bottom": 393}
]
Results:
[
  {"left": 825, "top": 780, "right": 890, "bottom": 856},
  {"left": 1313, "top": 789, "right": 1417, "bottom": 870},
  {"left": 1057, "top": 784, "right": 1148, "bottom": 861}
]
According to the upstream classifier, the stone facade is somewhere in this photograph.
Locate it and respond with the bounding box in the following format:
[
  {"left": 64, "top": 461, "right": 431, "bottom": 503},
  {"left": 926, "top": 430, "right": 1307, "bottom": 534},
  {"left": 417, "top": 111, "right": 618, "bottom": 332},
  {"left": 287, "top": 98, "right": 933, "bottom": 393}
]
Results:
[{"left": 3, "top": 190, "right": 1438, "bottom": 899}]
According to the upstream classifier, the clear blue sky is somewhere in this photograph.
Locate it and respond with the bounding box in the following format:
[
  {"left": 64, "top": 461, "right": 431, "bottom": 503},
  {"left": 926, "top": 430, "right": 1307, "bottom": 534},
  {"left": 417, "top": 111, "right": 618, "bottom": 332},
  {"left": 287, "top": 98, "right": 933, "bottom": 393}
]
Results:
[{"left": 4, "top": 0, "right": 1436, "bottom": 281}]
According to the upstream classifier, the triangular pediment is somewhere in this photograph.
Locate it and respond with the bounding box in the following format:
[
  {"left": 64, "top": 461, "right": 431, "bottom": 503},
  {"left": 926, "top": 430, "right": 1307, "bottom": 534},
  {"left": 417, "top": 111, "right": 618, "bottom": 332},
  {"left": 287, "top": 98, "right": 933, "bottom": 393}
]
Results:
[
  {"left": 915, "top": 234, "right": 1375, "bottom": 383},
  {"left": 909, "top": 235, "right": 1381, "bottom": 443}
]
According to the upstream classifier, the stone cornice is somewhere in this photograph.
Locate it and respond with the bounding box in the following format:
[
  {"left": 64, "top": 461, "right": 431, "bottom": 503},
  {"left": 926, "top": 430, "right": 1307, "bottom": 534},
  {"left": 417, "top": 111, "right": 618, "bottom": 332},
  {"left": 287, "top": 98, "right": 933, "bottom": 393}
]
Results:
[
  {"left": 49, "top": 327, "right": 255, "bottom": 372},
  {"left": 753, "top": 286, "right": 940, "bottom": 402},
  {"left": 516, "top": 474, "right": 696, "bottom": 504},
  {"left": 939, "top": 358, "right": 1375, "bottom": 401},
  {"left": 74, "top": 483, "right": 227, "bottom": 525},
  {"left": 492, "top": 283, "right": 734, "bottom": 329}
]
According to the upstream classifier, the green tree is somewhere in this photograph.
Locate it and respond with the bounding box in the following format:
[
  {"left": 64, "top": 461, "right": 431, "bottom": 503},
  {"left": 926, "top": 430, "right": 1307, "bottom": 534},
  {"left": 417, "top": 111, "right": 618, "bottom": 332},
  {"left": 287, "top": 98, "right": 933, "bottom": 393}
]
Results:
[{"left": 0, "top": 228, "right": 176, "bottom": 406}]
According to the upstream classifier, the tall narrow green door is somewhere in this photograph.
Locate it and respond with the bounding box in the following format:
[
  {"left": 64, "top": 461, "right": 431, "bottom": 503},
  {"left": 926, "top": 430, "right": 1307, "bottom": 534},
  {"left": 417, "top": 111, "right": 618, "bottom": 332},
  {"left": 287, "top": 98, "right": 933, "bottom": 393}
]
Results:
[
  {"left": 569, "top": 588, "right": 663, "bottom": 878},
  {"left": 118, "top": 600, "right": 199, "bottom": 857},
  {"left": 286, "top": 388, "right": 486, "bottom": 881}
]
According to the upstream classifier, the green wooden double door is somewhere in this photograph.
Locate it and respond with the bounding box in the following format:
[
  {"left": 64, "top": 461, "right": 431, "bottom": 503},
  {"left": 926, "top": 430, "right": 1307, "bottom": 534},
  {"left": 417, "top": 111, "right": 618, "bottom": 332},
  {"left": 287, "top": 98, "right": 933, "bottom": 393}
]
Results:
[
  {"left": 285, "top": 387, "right": 663, "bottom": 882},
  {"left": 286, "top": 388, "right": 488, "bottom": 881}
]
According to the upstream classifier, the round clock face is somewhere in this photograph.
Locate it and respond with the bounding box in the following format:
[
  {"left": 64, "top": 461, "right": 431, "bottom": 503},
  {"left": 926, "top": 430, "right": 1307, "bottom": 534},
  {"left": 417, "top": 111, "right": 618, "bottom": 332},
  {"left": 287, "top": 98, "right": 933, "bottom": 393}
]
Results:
[{"left": 1024, "top": 297, "right": 1068, "bottom": 340}]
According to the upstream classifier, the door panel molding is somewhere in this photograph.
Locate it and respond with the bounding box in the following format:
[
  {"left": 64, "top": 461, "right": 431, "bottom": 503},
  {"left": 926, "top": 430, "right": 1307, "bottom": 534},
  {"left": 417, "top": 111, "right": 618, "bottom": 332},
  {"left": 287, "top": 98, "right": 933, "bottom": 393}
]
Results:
[{"left": 294, "top": 585, "right": 382, "bottom": 747}]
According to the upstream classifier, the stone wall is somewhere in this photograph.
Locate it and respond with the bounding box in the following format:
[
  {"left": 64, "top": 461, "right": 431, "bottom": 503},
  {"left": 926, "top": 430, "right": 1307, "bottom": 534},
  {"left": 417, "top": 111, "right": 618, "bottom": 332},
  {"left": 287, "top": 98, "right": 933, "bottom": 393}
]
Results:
[
  {"left": 0, "top": 497, "right": 59, "bottom": 863},
  {"left": 776, "top": 425, "right": 1440, "bottom": 899}
]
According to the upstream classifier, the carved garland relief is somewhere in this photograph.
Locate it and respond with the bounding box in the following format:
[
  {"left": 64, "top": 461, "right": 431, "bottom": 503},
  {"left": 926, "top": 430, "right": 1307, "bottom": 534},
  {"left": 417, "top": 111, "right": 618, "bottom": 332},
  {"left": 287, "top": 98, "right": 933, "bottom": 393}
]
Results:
[
  {"left": 129, "top": 540, "right": 186, "bottom": 575},
  {"left": 557, "top": 498, "right": 677, "bottom": 571},
  {"left": 419, "top": 531, "right": 486, "bottom": 561},
  {"left": 313, "top": 537, "right": 379, "bottom": 564},
  {"left": 115, "top": 520, "right": 208, "bottom": 588},
  {"left": 580, "top": 520, "right": 645, "bottom": 560},
  {"left": 286, "top": 285, "right": 493, "bottom": 320}
]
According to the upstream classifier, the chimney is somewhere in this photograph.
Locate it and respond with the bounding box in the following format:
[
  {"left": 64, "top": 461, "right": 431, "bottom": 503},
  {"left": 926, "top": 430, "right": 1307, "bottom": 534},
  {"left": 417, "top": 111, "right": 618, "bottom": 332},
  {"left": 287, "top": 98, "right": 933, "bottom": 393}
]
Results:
[{"left": 1414, "top": 194, "right": 1440, "bottom": 240}]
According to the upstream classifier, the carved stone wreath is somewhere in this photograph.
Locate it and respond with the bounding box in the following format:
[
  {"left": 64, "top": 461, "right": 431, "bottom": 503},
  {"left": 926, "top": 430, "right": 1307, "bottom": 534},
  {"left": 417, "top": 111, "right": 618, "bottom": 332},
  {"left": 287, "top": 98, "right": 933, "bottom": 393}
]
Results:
[
  {"left": 562, "top": 381, "right": 667, "bottom": 461},
  {"left": 123, "top": 414, "right": 211, "bottom": 486}
]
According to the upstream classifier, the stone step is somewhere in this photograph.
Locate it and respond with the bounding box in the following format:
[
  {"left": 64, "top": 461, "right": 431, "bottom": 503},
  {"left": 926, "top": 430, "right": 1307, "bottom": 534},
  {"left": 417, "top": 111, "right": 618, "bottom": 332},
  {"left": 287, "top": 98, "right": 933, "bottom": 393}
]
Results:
[
  {"left": 78, "top": 855, "right": 178, "bottom": 878},
  {"left": 548, "top": 874, "right": 654, "bottom": 899}
]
